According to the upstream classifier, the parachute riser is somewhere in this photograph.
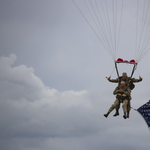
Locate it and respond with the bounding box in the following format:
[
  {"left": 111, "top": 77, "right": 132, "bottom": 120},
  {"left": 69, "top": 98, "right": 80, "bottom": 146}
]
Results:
[
  {"left": 114, "top": 60, "right": 138, "bottom": 80},
  {"left": 115, "top": 62, "right": 119, "bottom": 78},
  {"left": 130, "top": 63, "right": 137, "bottom": 78}
]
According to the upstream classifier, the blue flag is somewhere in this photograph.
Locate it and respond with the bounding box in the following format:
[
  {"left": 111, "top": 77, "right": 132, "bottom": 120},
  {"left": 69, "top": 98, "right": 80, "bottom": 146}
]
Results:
[{"left": 137, "top": 100, "right": 150, "bottom": 130}]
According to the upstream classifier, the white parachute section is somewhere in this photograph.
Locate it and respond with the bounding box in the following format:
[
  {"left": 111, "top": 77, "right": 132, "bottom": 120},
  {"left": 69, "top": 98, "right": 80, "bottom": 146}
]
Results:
[
  {"left": 135, "top": 0, "right": 150, "bottom": 62},
  {"left": 72, "top": 0, "right": 150, "bottom": 64}
]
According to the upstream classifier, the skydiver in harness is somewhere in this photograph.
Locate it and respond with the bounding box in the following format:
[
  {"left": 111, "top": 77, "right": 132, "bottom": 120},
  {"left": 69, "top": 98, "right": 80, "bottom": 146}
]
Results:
[
  {"left": 107, "top": 72, "right": 142, "bottom": 118},
  {"left": 104, "top": 81, "right": 131, "bottom": 119}
]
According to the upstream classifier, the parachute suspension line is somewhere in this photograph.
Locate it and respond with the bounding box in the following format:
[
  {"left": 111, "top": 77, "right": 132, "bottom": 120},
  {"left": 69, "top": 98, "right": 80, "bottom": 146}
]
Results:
[
  {"left": 139, "top": 29, "right": 150, "bottom": 61},
  {"left": 137, "top": 0, "right": 150, "bottom": 62},
  {"left": 143, "top": 8, "right": 150, "bottom": 45},
  {"left": 112, "top": 0, "right": 116, "bottom": 56},
  {"left": 136, "top": 0, "right": 150, "bottom": 62},
  {"left": 137, "top": 48, "right": 150, "bottom": 63},
  {"left": 72, "top": 0, "right": 124, "bottom": 61},
  {"left": 83, "top": 0, "right": 104, "bottom": 43},
  {"left": 138, "top": 1, "right": 149, "bottom": 59},
  {"left": 139, "top": 0, "right": 150, "bottom": 50},
  {"left": 110, "top": 0, "right": 124, "bottom": 59},
  {"left": 83, "top": 0, "right": 115, "bottom": 60},
  {"left": 105, "top": 0, "right": 116, "bottom": 60},
  {"left": 114, "top": 0, "right": 119, "bottom": 60},
  {"left": 71, "top": 0, "right": 113, "bottom": 59},
  {"left": 94, "top": 0, "right": 111, "bottom": 50},
  {"left": 87, "top": 0, "right": 113, "bottom": 56},
  {"left": 112, "top": 0, "right": 117, "bottom": 57},
  {"left": 105, "top": 0, "right": 123, "bottom": 60},
  {"left": 104, "top": 0, "right": 124, "bottom": 60},
  {"left": 136, "top": 0, "right": 146, "bottom": 61},
  {"left": 135, "top": 0, "right": 139, "bottom": 61},
  {"left": 116, "top": 0, "right": 124, "bottom": 56},
  {"left": 94, "top": 0, "right": 115, "bottom": 59},
  {"left": 99, "top": 0, "right": 116, "bottom": 60}
]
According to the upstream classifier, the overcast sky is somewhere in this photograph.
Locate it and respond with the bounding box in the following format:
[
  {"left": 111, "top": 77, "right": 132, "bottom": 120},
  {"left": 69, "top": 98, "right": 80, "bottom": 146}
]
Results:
[{"left": 0, "top": 0, "right": 150, "bottom": 150}]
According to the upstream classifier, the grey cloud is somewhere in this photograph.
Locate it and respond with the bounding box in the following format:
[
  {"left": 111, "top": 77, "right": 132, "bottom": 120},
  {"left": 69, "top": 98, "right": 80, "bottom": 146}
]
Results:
[
  {"left": 0, "top": 54, "right": 102, "bottom": 149},
  {"left": 0, "top": 54, "right": 150, "bottom": 150},
  {"left": 0, "top": 0, "right": 150, "bottom": 149}
]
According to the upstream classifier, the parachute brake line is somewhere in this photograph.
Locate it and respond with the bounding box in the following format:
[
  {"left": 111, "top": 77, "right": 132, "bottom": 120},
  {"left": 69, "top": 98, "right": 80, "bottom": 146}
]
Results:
[{"left": 130, "top": 63, "right": 137, "bottom": 78}]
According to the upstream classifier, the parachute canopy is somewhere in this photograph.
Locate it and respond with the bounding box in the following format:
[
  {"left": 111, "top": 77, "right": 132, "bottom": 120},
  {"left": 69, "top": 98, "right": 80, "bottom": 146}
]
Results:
[{"left": 137, "top": 100, "right": 150, "bottom": 130}]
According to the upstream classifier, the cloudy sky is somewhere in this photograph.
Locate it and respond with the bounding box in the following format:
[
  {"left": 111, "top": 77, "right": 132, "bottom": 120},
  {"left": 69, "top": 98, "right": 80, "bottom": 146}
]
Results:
[{"left": 0, "top": 0, "right": 150, "bottom": 150}]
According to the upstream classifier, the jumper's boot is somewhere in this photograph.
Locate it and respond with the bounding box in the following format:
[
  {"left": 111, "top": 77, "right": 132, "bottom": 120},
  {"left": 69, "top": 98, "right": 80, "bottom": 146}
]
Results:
[
  {"left": 113, "top": 109, "right": 119, "bottom": 117},
  {"left": 127, "top": 110, "right": 130, "bottom": 118},
  {"left": 123, "top": 112, "right": 127, "bottom": 119},
  {"left": 104, "top": 112, "right": 110, "bottom": 118}
]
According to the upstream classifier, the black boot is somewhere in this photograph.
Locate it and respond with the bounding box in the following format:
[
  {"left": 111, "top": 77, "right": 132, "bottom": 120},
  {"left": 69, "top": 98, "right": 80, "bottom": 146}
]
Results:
[
  {"left": 113, "top": 109, "right": 119, "bottom": 117},
  {"left": 104, "top": 112, "right": 110, "bottom": 118},
  {"left": 127, "top": 110, "right": 130, "bottom": 118},
  {"left": 123, "top": 112, "right": 127, "bottom": 119}
]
